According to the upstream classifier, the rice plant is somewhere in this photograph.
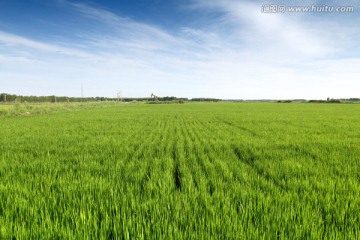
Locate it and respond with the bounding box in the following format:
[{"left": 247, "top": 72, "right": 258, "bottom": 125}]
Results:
[{"left": 0, "top": 102, "right": 359, "bottom": 239}]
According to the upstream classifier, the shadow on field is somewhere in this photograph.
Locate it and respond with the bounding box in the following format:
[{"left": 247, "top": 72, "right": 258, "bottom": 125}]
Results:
[
  {"left": 215, "top": 117, "right": 260, "bottom": 137},
  {"left": 233, "top": 147, "right": 256, "bottom": 166},
  {"left": 233, "top": 146, "right": 288, "bottom": 191},
  {"left": 172, "top": 146, "right": 182, "bottom": 191}
]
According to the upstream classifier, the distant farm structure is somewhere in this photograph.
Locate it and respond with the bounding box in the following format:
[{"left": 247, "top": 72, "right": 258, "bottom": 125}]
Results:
[{"left": 151, "top": 93, "right": 159, "bottom": 102}]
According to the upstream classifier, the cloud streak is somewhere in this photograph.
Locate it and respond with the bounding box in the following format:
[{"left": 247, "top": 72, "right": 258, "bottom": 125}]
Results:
[{"left": 1, "top": 0, "right": 359, "bottom": 99}]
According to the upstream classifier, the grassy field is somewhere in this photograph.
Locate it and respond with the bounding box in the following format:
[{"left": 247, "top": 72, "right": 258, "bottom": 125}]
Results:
[
  {"left": 0, "top": 105, "right": 11, "bottom": 110},
  {"left": 1, "top": 102, "right": 359, "bottom": 239},
  {"left": 0, "top": 102, "right": 124, "bottom": 117}
]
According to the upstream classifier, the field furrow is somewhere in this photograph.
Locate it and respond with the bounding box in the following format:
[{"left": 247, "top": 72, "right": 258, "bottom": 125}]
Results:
[{"left": 1, "top": 103, "right": 359, "bottom": 239}]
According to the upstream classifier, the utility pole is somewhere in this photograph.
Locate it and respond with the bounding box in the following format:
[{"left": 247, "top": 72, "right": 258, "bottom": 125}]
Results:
[{"left": 4, "top": 94, "right": 6, "bottom": 103}]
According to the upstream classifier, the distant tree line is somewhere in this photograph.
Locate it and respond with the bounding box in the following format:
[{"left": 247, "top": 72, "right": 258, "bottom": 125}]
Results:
[
  {"left": 190, "top": 98, "right": 221, "bottom": 102},
  {"left": 308, "top": 99, "right": 341, "bottom": 103},
  {"left": 2, "top": 93, "right": 359, "bottom": 104},
  {"left": 307, "top": 98, "right": 360, "bottom": 103},
  {"left": 0, "top": 93, "right": 221, "bottom": 103},
  {"left": 277, "top": 98, "right": 360, "bottom": 104},
  {"left": 0, "top": 93, "right": 108, "bottom": 103}
]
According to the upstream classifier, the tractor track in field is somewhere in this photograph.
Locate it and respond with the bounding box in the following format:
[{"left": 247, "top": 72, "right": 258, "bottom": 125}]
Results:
[
  {"left": 139, "top": 120, "right": 173, "bottom": 194},
  {"left": 184, "top": 117, "right": 233, "bottom": 195},
  {"left": 232, "top": 146, "right": 289, "bottom": 191},
  {"left": 213, "top": 117, "right": 261, "bottom": 138},
  {"left": 195, "top": 116, "right": 289, "bottom": 190},
  {"left": 177, "top": 116, "right": 200, "bottom": 191},
  {"left": 171, "top": 119, "right": 183, "bottom": 191}
]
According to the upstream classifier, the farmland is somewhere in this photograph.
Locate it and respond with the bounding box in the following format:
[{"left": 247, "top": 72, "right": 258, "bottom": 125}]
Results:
[
  {"left": 0, "top": 102, "right": 359, "bottom": 239},
  {"left": 0, "top": 102, "right": 121, "bottom": 117}
]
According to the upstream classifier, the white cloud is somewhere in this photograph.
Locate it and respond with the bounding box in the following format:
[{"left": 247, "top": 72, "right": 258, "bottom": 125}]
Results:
[
  {"left": 0, "top": 31, "right": 98, "bottom": 61},
  {"left": 1, "top": 0, "right": 359, "bottom": 99},
  {"left": 189, "top": 0, "right": 353, "bottom": 61}
]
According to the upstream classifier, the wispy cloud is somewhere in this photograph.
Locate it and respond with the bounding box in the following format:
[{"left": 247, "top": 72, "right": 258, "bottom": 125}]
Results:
[
  {"left": 189, "top": 0, "right": 357, "bottom": 61},
  {"left": 180, "top": 0, "right": 360, "bottom": 98},
  {"left": 0, "top": 30, "right": 98, "bottom": 60},
  {"left": 1, "top": 0, "right": 359, "bottom": 99}
]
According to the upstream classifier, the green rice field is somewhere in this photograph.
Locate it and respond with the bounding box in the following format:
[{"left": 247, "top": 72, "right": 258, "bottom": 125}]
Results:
[{"left": 1, "top": 102, "right": 359, "bottom": 239}]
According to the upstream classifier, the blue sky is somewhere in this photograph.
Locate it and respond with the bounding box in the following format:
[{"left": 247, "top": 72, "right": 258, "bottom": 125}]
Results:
[{"left": 1, "top": 0, "right": 359, "bottom": 99}]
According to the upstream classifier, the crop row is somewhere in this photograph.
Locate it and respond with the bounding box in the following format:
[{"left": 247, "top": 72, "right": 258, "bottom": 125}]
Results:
[{"left": 1, "top": 103, "right": 359, "bottom": 239}]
